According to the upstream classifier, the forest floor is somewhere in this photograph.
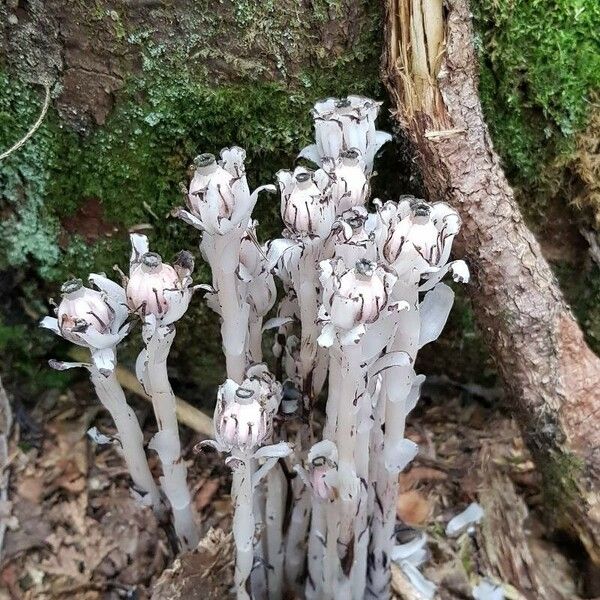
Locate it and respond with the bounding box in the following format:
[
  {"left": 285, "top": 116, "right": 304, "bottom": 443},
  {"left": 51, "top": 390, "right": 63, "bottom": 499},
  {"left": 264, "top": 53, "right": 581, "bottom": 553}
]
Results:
[{"left": 0, "top": 375, "right": 590, "bottom": 600}]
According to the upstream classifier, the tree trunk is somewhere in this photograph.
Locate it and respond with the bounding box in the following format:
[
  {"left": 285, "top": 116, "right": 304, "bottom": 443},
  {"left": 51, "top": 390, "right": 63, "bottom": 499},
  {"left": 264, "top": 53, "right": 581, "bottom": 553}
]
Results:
[{"left": 382, "top": 0, "right": 600, "bottom": 565}]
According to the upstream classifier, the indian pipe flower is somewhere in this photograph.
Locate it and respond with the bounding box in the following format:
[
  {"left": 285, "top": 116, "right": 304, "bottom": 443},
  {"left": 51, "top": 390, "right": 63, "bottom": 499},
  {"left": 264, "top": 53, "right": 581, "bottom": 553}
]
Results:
[
  {"left": 299, "top": 96, "right": 392, "bottom": 174},
  {"left": 40, "top": 275, "right": 132, "bottom": 373},
  {"left": 125, "top": 233, "right": 196, "bottom": 326},
  {"left": 238, "top": 224, "right": 277, "bottom": 319},
  {"left": 323, "top": 149, "right": 369, "bottom": 215},
  {"left": 277, "top": 167, "right": 335, "bottom": 240},
  {"left": 329, "top": 206, "right": 378, "bottom": 264},
  {"left": 176, "top": 148, "right": 275, "bottom": 236},
  {"left": 296, "top": 440, "right": 339, "bottom": 501},
  {"left": 213, "top": 364, "right": 282, "bottom": 453},
  {"left": 317, "top": 257, "right": 397, "bottom": 347},
  {"left": 375, "top": 197, "right": 468, "bottom": 281}
]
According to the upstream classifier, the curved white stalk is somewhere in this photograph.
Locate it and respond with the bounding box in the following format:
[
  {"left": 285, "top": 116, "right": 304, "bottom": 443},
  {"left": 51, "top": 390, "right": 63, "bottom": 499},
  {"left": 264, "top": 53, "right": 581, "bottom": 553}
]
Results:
[
  {"left": 331, "top": 342, "right": 363, "bottom": 599},
  {"left": 231, "top": 448, "right": 256, "bottom": 600},
  {"left": 89, "top": 366, "right": 161, "bottom": 509},
  {"left": 142, "top": 325, "right": 199, "bottom": 551},
  {"left": 352, "top": 386, "right": 373, "bottom": 598},
  {"left": 204, "top": 229, "right": 249, "bottom": 384}
]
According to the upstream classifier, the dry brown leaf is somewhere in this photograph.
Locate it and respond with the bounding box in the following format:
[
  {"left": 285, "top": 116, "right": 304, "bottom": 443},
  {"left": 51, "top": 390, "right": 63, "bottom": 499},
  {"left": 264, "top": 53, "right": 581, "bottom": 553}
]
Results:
[
  {"left": 399, "top": 466, "right": 447, "bottom": 492},
  {"left": 195, "top": 478, "right": 220, "bottom": 512},
  {"left": 17, "top": 476, "right": 44, "bottom": 504},
  {"left": 396, "top": 490, "right": 431, "bottom": 526}
]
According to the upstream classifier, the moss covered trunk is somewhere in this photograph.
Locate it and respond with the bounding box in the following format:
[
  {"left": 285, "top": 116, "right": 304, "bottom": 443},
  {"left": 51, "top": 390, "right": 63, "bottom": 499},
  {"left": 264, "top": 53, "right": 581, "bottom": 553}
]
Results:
[
  {"left": 383, "top": 0, "right": 600, "bottom": 565},
  {"left": 0, "top": 0, "right": 389, "bottom": 396}
]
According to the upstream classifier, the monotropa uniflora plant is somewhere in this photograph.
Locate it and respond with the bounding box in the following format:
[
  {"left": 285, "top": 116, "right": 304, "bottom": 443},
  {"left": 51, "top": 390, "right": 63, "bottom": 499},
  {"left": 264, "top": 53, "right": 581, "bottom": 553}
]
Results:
[{"left": 43, "top": 95, "right": 467, "bottom": 599}]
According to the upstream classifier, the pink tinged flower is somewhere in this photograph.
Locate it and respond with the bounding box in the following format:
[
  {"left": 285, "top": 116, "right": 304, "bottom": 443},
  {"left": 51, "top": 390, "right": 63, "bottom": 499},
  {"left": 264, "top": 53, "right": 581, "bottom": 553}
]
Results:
[
  {"left": 41, "top": 275, "right": 131, "bottom": 374},
  {"left": 126, "top": 235, "right": 196, "bottom": 326},
  {"left": 187, "top": 153, "right": 237, "bottom": 231},
  {"left": 127, "top": 252, "right": 180, "bottom": 318},
  {"left": 305, "top": 440, "right": 338, "bottom": 501},
  {"left": 56, "top": 279, "right": 114, "bottom": 345},
  {"left": 377, "top": 198, "right": 451, "bottom": 275},
  {"left": 216, "top": 387, "right": 270, "bottom": 451},
  {"left": 278, "top": 168, "right": 335, "bottom": 239},
  {"left": 214, "top": 365, "right": 282, "bottom": 452}
]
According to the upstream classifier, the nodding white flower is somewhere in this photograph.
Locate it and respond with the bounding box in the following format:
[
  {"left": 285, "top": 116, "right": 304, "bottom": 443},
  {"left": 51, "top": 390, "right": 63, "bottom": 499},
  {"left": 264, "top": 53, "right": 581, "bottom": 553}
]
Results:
[
  {"left": 330, "top": 206, "right": 378, "bottom": 264},
  {"left": 296, "top": 440, "right": 339, "bottom": 501},
  {"left": 299, "top": 96, "right": 392, "bottom": 174},
  {"left": 277, "top": 167, "right": 335, "bottom": 239},
  {"left": 56, "top": 279, "right": 114, "bottom": 344},
  {"left": 125, "top": 233, "right": 195, "bottom": 326},
  {"left": 238, "top": 224, "right": 277, "bottom": 319},
  {"left": 176, "top": 148, "right": 275, "bottom": 236},
  {"left": 327, "top": 258, "right": 394, "bottom": 328},
  {"left": 318, "top": 257, "right": 398, "bottom": 347},
  {"left": 323, "top": 149, "right": 369, "bottom": 215},
  {"left": 375, "top": 197, "right": 464, "bottom": 278},
  {"left": 40, "top": 274, "right": 131, "bottom": 373},
  {"left": 214, "top": 364, "right": 282, "bottom": 452}
]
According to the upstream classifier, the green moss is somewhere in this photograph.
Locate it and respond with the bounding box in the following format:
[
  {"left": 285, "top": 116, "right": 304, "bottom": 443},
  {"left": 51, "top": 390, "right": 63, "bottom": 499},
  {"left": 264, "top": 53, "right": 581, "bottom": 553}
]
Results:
[
  {"left": 0, "top": 73, "right": 62, "bottom": 279},
  {"left": 540, "top": 449, "right": 584, "bottom": 520},
  {"left": 473, "top": 0, "right": 600, "bottom": 221},
  {"left": 0, "top": 0, "right": 385, "bottom": 395},
  {"left": 554, "top": 261, "right": 600, "bottom": 353}
]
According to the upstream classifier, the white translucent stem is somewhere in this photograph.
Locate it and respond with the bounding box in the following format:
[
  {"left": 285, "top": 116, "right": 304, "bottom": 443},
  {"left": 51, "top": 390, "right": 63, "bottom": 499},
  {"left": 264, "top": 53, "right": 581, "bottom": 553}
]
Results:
[
  {"left": 90, "top": 367, "right": 161, "bottom": 509},
  {"left": 266, "top": 465, "right": 286, "bottom": 599},
  {"left": 306, "top": 499, "right": 327, "bottom": 600},
  {"left": 252, "top": 482, "right": 267, "bottom": 599},
  {"left": 232, "top": 448, "right": 255, "bottom": 600},
  {"left": 352, "top": 389, "right": 372, "bottom": 598},
  {"left": 211, "top": 232, "right": 248, "bottom": 384},
  {"left": 284, "top": 481, "right": 311, "bottom": 593},
  {"left": 332, "top": 343, "right": 363, "bottom": 597},
  {"left": 294, "top": 242, "right": 322, "bottom": 403},
  {"left": 323, "top": 499, "right": 339, "bottom": 599},
  {"left": 298, "top": 278, "right": 319, "bottom": 401},
  {"left": 146, "top": 329, "right": 199, "bottom": 551},
  {"left": 248, "top": 317, "right": 264, "bottom": 363},
  {"left": 367, "top": 278, "right": 420, "bottom": 598},
  {"left": 323, "top": 348, "right": 341, "bottom": 440}
]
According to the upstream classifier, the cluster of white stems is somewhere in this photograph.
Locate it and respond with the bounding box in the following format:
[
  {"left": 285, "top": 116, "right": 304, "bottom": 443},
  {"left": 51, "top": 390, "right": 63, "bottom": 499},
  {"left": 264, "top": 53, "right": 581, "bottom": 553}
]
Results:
[{"left": 43, "top": 95, "right": 468, "bottom": 599}]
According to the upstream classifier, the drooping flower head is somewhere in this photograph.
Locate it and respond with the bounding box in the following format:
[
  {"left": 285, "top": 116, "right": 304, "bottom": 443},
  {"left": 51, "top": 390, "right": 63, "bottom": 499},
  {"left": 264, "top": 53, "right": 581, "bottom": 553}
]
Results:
[
  {"left": 296, "top": 440, "right": 339, "bottom": 501},
  {"left": 238, "top": 223, "right": 277, "bottom": 319},
  {"left": 214, "top": 364, "right": 282, "bottom": 452},
  {"left": 176, "top": 147, "right": 275, "bottom": 236},
  {"left": 41, "top": 273, "right": 131, "bottom": 373},
  {"left": 329, "top": 206, "right": 377, "bottom": 264},
  {"left": 299, "top": 96, "right": 392, "bottom": 174},
  {"left": 322, "top": 149, "right": 369, "bottom": 215},
  {"left": 277, "top": 167, "right": 335, "bottom": 240},
  {"left": 125, "top": 233, "right": 195, "bottom": 326},
  {"left": 318, "top": 257, "right": 397, "bottom": 347},
  {"left": 375, "top": 197, "right": 466, "bottom": 280},
  {"left": 56, "top": 279, "right": 114, "bottom": 344}
]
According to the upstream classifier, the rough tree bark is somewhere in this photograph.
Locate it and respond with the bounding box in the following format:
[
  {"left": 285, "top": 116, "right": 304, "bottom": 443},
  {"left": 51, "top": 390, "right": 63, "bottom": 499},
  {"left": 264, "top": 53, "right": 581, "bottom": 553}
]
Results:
[{"left": 382, "top": 0, "right": 600, "bottom": 564}]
